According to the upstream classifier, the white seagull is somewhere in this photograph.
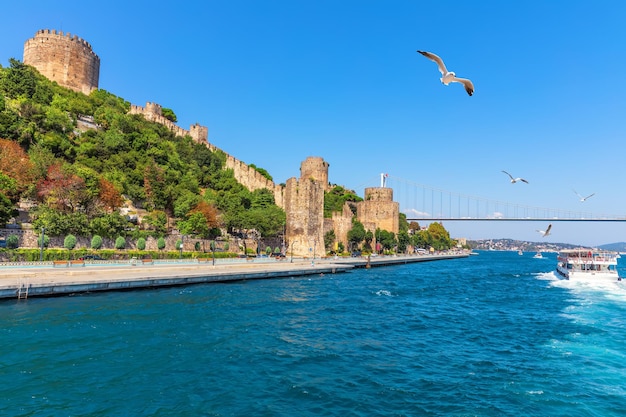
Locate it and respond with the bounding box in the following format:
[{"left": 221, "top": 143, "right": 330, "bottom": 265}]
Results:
[
  {"left": 536, "top": 224, "right": 552, "bottom": 237},
  {"left": 417, "top": 50, "right": 474, "bottom": 96},
  {"left": 502, "top": 170, "right": 528, "bottom": 184},
  {"left": 573, "top": 190, "right": 595, "bottom": 202}
]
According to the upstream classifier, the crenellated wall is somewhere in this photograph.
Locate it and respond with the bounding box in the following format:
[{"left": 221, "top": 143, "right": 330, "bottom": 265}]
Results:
[
  {"left": 128, "top": 102, "right": 209, "bottom": 144},
  {"left": 284, "top": 161, "right": 326, "bottom": 258},
  {"left": 23, "top": 29, "right": 100, "bottom": 95},
  {"left": 357, "top": 187, "right": 399, "bottom": 235},
  {"left": 330, "top": 203, "right": 355, "bottom": 250}
]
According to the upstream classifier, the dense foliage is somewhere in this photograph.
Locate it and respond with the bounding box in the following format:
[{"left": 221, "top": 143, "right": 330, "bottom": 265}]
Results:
[
  {"left": 0, "top": 59, "right": 285, "bottom": 240},
  {"left": 324, "top": 185, "right": 362, "bottom": 218}
]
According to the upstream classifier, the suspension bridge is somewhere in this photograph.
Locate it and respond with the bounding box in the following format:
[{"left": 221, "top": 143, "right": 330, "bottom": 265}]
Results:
[{"left": 366, "top": 174, "right": 626, "bottom": 223}]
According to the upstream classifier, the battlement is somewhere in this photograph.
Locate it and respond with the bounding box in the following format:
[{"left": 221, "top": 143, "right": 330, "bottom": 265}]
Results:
[{"left": 28, "top": 29, "right": 99, "bottom": 60}]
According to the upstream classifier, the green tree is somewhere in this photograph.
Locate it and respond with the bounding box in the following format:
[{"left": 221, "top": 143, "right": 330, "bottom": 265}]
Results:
[
  {"left": 161, "top": 107, "right": 177, "bottom": 123},
  {"left": 427, "top": 222, "right": 452, "bottom": 250},
  {"left": 375, "top": 229, "right": 396, "bottom": 253},
  {"left": 0, "top": 192, "right": 15, "bottom": 226},
  {"left": 397, "top": 230, "right": 410, "bottom": 254},
  {"left": 157, "top": 236, "right": 166, "bottom": 250},
  {"left": 347, "top": 219, "right": 366, "bottom": 249},
  {"left": 178, "top": 212, "right": 209, "bottom": 238},
  {"left": 324, "top": 230, "right": 336, "bottom": 253},
  {"left": 115, "top": 236, "right": 126, "bottom": 250},
  {"left": 6, "top": 234, "right": 18, "bottom": 249},
  {"left": 137, "top": 237, "right": 146, "bottom": 250},
  {"left": 64, "top": 234, "right": 77, "bottom": 251},
  {"left": 91, "top": 235, "right": 103, "bottom": 249}
]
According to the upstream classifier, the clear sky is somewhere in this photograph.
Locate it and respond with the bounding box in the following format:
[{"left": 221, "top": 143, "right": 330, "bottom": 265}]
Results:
[{"left": 2, "top": 1, "right": 626, "bottom": 247}]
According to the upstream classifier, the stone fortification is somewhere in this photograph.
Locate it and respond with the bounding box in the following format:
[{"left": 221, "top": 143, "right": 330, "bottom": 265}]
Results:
[
  {"left": 284, "top": 158, "right": 328, "bottom": 257},
  {"left": 129, "top": 102, "right": 208, "bottom": 144},
  {"left": 23, "top": 29, "right": 100, "bottom": 95},
  {"left": 299, "top": 156, "right": 330, "bottom": 191},
  {"left": 357, "top": 187, "right": 399, "bottom": 235},
  {"left": 327, "top": 203, "right": 354, "bottom": 251},
  {"left": 130, "top": 103, "right": 283, "bottom": 205}
]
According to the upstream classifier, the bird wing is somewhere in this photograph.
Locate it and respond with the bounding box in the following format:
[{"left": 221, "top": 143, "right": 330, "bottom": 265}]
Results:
[
  {"left": 573, "top": 190, "right": 583, "bottom": 199},
  {"left": 545, "top": 224, "right": 552, "bottom": 235},
  {"left": 584, "top": 193, "right": 595, "bottom": 200},
  {"left": 417, "top": 50, "right": 447, "bottom": 75},
  {"left": 519, "top": 178, "right": 529, "bottom": 184},
  {"left": 502, "top": 170, "right": 514, "bottom": 180},
  {"left": 452, "top": 76, "right": 474, "bottom": 96}
]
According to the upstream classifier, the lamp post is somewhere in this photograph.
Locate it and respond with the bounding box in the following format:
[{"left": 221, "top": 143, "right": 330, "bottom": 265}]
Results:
[
  {"left": 179, "top": 235, "right": 184, "bottom": 260},
  {"left": 211, "top": 240, "right": 215, "bottom": 266},
  {"left": 290, "top": 240, "right": 298, "bottom": 263},
  {"left": 39, "top": 227, "right": 45, "bottom": 262}
]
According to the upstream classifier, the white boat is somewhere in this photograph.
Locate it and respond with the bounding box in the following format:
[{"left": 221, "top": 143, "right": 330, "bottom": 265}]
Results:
[
  {"left": 533, "top": 252, "right": 543, "bottom": 259},
  {"left": 556, "top": 248, "right": 621, "bottom": 282}
]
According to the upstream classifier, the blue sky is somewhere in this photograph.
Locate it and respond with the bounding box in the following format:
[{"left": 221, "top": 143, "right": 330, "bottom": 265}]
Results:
[{"left": 2, "top": 1, "right": 626, "bottom": 247}]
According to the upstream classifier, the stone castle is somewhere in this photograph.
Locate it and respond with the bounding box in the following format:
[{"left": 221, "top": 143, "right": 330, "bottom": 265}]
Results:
[{"left": 21, "top": 29, "right": 399, "bottom": 257}]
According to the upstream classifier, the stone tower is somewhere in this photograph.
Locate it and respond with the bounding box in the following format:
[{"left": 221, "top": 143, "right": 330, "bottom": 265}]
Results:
[
  {"left": 299, "top": 156, "right": 330, "bottom": 191},
  {"left": 23, "top": 29, "right": 100, "bottom": 95},
  {"left": 284, "top": 157, "right": 329, "bottom": 257},
  {"left": 357, "top": 187, "right": 399, "bottom": 235}
]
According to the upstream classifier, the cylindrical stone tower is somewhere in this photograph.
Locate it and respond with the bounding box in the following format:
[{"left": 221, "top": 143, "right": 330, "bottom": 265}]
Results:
[{"left": 23, "top": 29, "right": 100, "bottom": 95}]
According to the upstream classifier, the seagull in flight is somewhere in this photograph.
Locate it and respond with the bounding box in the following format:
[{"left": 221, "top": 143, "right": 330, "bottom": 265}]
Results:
[
  {"left": 573, "top": 190, "right": 595, "bottom": 202},
  {"left": 502, "top": 170, "right": 528, "bottom": 184},
  {"left": 417, "top": 50, "right": 474, "bottom": 96},
  {"left": 536, "top": 224, "right": 552, "bottom": 237}
]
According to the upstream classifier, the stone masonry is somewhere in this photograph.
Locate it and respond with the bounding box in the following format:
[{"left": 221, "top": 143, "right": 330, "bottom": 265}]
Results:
[{"left": 23, "top": 29, "right": 100, "bottom": 95}]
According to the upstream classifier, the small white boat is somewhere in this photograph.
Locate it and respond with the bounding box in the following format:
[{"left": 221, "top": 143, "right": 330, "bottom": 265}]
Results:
[
  {"left": 518, "top": 250, "right": 523, "bottom": 256},
  {"left": 556, "top": 248, "right": 621, "bottom": 282},
  {"left": 533, "top": 252, "right": 543, "bottom": 259}
]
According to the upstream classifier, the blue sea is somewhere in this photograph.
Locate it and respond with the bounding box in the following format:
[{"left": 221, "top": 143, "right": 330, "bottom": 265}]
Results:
[{"left": 2, "top": 251, "right": 626, "bottom": 416}]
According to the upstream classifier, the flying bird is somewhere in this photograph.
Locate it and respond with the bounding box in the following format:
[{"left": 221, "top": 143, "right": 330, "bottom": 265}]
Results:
[
  {"left": 573, "top": 190, "right": 595, "bottom": 202},
  {"left": 536, "top": 224, "right": 552, "bottom": 237},
  {"left": 417, "top": 50, "right": 474, "bottom": 96},
  {"left": 502, "top": 170, "right": 528, "bottom": 184}
]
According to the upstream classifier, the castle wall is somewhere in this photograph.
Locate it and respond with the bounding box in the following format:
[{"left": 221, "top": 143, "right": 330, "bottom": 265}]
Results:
[
  {"left": 330, "top": 203, "right": 354, "bottom": 251},
  {"left": 284, "top": 176, "right": 325, "bottom": 258},
  {"left": 357, "top": 187, "right": 399, "bottom": 235},
  {"left": 23, "top": 29, "right": 100, "bottom": 95}
]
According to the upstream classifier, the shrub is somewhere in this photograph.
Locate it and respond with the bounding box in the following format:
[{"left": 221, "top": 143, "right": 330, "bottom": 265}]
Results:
[
  {"left": 265, "top": 246, "right": 272, "bottom": 255},
  {"left": 6, "top": 234, "right": 18, "bottom": 249},
  {"left": 157, "top": 237, "right": 166, "bottom": 250},
  {"left": 175, "top": 239, "right": 182, "bottom": 250},
  {"left": 137, "top": 237, "right": 146, "bottom": 250},
  {"left": 223, "top": 242, "right": 229, "bottom": 251},
  {"left": 115, "top": 236, "right": 126, "bottom": 250},
  {"left": 64, "top": 234, "right": 77, "bottom": 251},
  {"left": 91, "top": 235, "right": 103, "bottom": 249},
  {"left": 194, "top": 241, "right": 201, "bottom": 251}
]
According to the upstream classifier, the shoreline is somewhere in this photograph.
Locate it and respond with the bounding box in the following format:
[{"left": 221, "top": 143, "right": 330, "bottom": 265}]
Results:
[{"left": 0, "top": 253, "right": 469, "bottom": 300}]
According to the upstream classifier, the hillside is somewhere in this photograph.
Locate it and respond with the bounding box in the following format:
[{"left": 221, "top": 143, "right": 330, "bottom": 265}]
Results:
[{"left": 0, "top": 58, "right": 286, "bottom": 241}]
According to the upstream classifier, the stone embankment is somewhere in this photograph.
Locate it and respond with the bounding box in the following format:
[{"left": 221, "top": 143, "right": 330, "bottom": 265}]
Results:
[{"left": 0, "top": 253, "right": 469, "bottom": 300}]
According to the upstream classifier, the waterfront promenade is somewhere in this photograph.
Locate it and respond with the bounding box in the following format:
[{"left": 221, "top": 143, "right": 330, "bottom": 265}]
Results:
[{"left": 0, "top": 252, "right": 469, "bottom": 300}]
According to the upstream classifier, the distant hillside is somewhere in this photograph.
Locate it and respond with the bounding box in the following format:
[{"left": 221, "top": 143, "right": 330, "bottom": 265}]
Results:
[{"left": 597, "top": 242, "right": 626, "bottom": 252}]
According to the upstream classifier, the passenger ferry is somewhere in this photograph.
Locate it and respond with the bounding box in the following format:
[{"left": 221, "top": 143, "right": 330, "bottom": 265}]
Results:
[{"left": 556, "top": 248, "right": 621, "bottom": 282}]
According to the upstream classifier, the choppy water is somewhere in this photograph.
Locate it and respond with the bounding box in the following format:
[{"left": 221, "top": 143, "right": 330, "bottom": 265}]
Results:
[{"left": 1, "top": 251, "right": 626, "bottom": 416}]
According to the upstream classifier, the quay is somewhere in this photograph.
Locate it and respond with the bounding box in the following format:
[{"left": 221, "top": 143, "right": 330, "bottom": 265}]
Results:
[{"left": 0, "top": 252, "right": 469, "bottom": 300}]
